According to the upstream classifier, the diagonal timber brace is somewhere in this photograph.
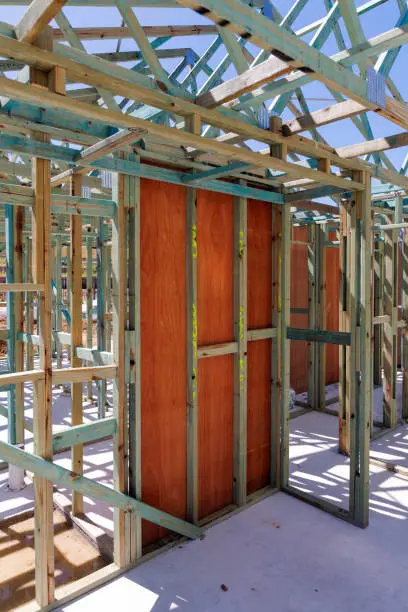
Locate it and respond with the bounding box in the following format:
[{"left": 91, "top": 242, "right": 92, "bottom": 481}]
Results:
[{"left": 0, "top": 439, "right": 204, "bottom": 540}]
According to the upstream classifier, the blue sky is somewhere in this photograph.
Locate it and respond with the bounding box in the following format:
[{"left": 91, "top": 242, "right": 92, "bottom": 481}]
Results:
[{"left": 1, "top": 0, "right": 407, "bottom": 171}]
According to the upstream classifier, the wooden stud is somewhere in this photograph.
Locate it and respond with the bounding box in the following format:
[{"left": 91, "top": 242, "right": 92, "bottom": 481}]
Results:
[
  {"left": 70, "top": 174, "right": 84, "bottom": 516},
  {"left": 316, "top": 223, "right": 327, "bottom": 411},
  {"left": 97, "top": 218, "right": 106, "bottom": 418},
  {"left": 86, "top": 231, "right": 93, "bottom": 400},
  {"left": 339, "top": 204, "right": 351, "bottom": 455},
  {"left": 383, "top": 203, "right": 399, "bottom": 428},
  {"left": 373, "top": 237, "right": 383, "bottom": 386},
  {"left": 233, "top": 188, "right": 247, "bottom": 506},
  {"left": 186, "top": 112, "right": 200, "bottom": 524},
  {"left": 111, "top": 160, "right": 130, "bottom": 567},
  {"left": 350, "top": 170, "right": 372, "bottom": 527},
  {"left": 307, "top": 224, "right": 316, "bottom": 409},
  {"left": 279, "top": 203, "right": 292, "bottom": 489},
  {"left": 403, "top": 225, "right": 408, "bottom": 419},
  {"left": 5, "top": 204, "right": 16, "bottom": 444},
  {"left": 125, "top": 153, "right": 142, "bottom": 561},
  {"left": 30, "top": 26, "right": 55, "bottom": 608},
  {"left": 270, "top": 201, "right": 280, "bottom": 488},
  {"left": 14, "top": 206, "right": 24, "bottom": 444}
]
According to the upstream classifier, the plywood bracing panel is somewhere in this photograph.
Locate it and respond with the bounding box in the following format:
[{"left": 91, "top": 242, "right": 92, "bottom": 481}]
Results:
[
  {"left": 247, "top": 199, "right": 272, "bottom": 495},
  {"left": 197, "top": 190, "right": 234, "bottom": 520},
  {"left": 139, "top": 184, "right": 341, "bottom": 541},
  {"left": 290, "top": 226, "right": 309, "bottom": 393},
  {"left": 325, "top": 241, "right": 340, "bottom": 384},
  {"left": 140, "top": 179, "right": 187, "bottom": 546}
]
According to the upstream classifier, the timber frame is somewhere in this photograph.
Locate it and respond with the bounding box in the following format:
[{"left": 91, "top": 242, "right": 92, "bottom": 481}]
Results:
[{"left": 0, "top": 0, "right": 407, "bottom": 609}]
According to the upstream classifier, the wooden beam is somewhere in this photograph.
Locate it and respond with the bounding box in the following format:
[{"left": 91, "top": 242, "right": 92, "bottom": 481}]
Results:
[
  {"left": 51, "top": 24, "right": 219, "bottom": 40},
  {"left": 15, "top": 0, "right": 68, "bottom": 43},
  {"left": 337, "top": 131, "right": 408, "bottom": 159},
  {"left": 0, "top": 77, "right": 366, "bottom": 191},
  {"left": 196, "top": 55, "right": 290, "bottom": 108},
  {"left": 0, "top": 35, "right": 368, "bottom": 173},
  {"left": 283, "top": 100, "right": 366, "bottom": 135},
  {"left": 176, "top": 0, "right": 408, "bottom": 130},
  {"left": 52, "top": 365, "right": 116, "bottom": 385},
  {"left": 75, "top": 129, "right": 146, "bottom": 165}
]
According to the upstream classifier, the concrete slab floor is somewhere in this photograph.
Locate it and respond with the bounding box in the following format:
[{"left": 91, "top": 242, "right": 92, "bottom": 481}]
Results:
[{"left": 57, "top": 475, "right": 408, "bottom": 612}]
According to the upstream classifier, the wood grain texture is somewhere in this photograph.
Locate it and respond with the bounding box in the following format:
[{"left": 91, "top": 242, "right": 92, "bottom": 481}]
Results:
[
  {"left": 325, "top": 239, "right": 340, "bottom": 384},
  {"left": 197, "top": 191, "right": 234, "bottom": 519},
  {"left": 197, "top": 191, "right": 234, "bottom": 345},
  {"left": 290, "top": 227, "right": 309, "bottom": 393},
  {"left": 247, "top": 200, "right": 272, "bottom": 494},
  {"left": 140, "top": 179, "right": 187, "bottom": 546}
]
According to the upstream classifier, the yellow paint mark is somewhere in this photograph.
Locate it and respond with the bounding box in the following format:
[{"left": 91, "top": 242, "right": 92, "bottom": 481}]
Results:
[
  {"left": 239, "top": 357, "right": 245, "bottom": 392},
  {"left": 192, "top": 303, "right": 198, "bottom": 359},
  {"left": 239, "top": 230, "right": 245, "bottom": 259},
  {"left": 192, "top": 224, "right": 198, "bottom": 259},
  {"left": 239, "top": 305, "right": 245, "bottom": 342}
]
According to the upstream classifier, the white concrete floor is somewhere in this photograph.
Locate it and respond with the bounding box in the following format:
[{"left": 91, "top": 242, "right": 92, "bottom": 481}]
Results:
[
  {"left": 2, "top": 376, "right": 408, "bottom": 611},
  {"left": 57, "top": 469, "right": 408, "bottom": 612},
  {"left": 55, "top": 409, "right": 408, "bottom": 612}
]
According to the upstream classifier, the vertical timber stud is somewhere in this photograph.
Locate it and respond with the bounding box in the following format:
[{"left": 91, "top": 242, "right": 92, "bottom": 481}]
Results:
[
  {"left": 350, "top": 170, "right": 372, "bottom": 527},
  {"left": 402, "top": 224, "right": 408, "bottom": 419},
  {"left": 270, "top": 205, "right": 281, "bottom": 488},
  {"left": 112, "top": 162, "right": 131, "bottom": 566},
  {"left": 66, "top": 240, "right": 72, "bottom": 361},
  {"left": 316, "top": 223, "right": 327, "bottom": 411},
  {"left": 316, "top": 159, "right": 330, "bottom": 412},
  {"left": 308, "top": 224, "right": 316, "bottom": 409},
  {"left": 5, "top": 204, "right": 16, "bottom": 444},
  {"left": 71, "top": 174, "right": 84, "bottom": 516},
  {"left": 373, "top": 235, "right": 383, "bottom": 386},
  {"left": 280, "top": 203, "right": 292, "bottom": 489},
  {"left": 125, "top": 153, "right": 142, "bottom": 561},
  {"left": 186, "top": 113, "right": 200, "bottom": 524},
  {"left": 339, "top": 204, "right": 351, "bottom": 455},
  {"left": 86, "top": 229, "right": 93, "bottom": 400},
  {"left": 383, "top": 202, "right": 399, "bottom": 428},
  {"left": 55, "top": 222, "right": 63, "bottom": 371},
  {"left": 30, "top": 27, "right": 54, "bottom": 607},
  {"left": 233, "top": 188, "right": 247, "bottom": 506},
  {"left": 97, "top": 218, "right": 106, "bottom": 418},
  {"left": 14, "top": 206, "right": 24, "bottom": 443},
  {"left": 270, "top": 115, "right": 286, "bottom": 489},
  {"left": 25, "top": 236, "right": 34, "bottom": 371}
]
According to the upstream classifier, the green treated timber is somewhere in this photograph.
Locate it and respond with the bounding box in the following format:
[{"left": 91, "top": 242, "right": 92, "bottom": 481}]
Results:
[
  {"left": 52, "top": 418, "right": 117, "bottom": 452},
  {"left": 0, "top": 439, "right": 203, "bottom": 540},
  {"left": 18, "top": 331, "right": 72, "bottom": 346},
  {"left": 177, "top": 0, "right": 381, "bottom": 110},
  {"left": 287, "top": 327, "right": 351, "bottom": 345},
  {"left": 0, "top": 134, "right": 285, "bottom": 205},
  {"left": 75, "top": 347, "right": 114, "bottom": 365},
  {"left": 283, "top": 484, "right": 365, "bottom": 527}
]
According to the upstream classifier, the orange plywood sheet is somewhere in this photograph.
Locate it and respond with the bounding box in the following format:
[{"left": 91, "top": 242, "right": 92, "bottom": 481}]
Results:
[
  {"left": 325, "top": 241, "right": 340, "bottom": 384},
  {"left": 140, "top": 179, "right": 187, "bottom": 546},
  {"left": 290, "top": 227, "right": 309, "bottom": 392},
  {"left": 247, "top": 200, "right": 272, "bottom": 494},
  {"left": 198, "top": 356, "right": 234, "bottom": 519},
  {"left": 197, "top": 191, "right": 234, "bottom": 519}
]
